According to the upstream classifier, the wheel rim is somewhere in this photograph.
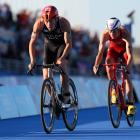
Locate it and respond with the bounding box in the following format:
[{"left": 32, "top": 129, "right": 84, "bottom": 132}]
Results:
[
  {"left": 41, "top": 80, "right": 55, "bottom": 133},
  {"left": 62, "top": 79, "right": 78, "bottom": 131},
  {"left": 108, "top": 80, "right": 122, "bottom": 128},
  {"left": 126, "top": 112, "right": 135, "bottom": 127}
]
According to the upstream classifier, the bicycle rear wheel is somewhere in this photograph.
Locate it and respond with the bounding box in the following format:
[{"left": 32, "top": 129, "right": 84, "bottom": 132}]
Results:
[
  {"left": 40, "top": 78, "right": 55, "bottom": 133},
  {"left": 126, "top": 98, "right": 135, "bottom": 127},
  {"left": 124, "top": 91, "right": 136, "bottom": 127},
  {"left": 126, "top": 113, "right": 135, "bottom": 127},
  {"left": 62, "top": 78, "right": 78, "bottom": 131},
  {"left": 108, "top": 80, "right": 122, "bottom": 128}
]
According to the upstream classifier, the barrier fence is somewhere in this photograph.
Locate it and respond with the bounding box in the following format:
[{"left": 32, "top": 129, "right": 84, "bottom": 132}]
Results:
[{"left": 0, "top": 76, "right": 139, "bottom": 119}]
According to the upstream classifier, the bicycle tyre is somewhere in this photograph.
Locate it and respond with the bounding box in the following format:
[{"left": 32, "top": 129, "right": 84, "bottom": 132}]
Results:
[
  {"left": 126, "top": 96, "right": 135, "bottom": 127},
  {"left": 108, "top": 80, "right": 122, "bottom": 128},
  {"left": 126, "top": 113, "right": 135, "bottom": 127},
  {"left": 62, "top": 78, "right": 78, "bottom": 131},
  {"left": 40, "top": 78, "right": 55, "bottom": 133}
]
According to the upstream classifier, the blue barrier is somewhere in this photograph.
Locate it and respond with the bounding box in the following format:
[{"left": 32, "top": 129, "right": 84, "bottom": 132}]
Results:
[
  {"left": 0, "top": 85, "right": 38, "bottom": 119},
  {"left": 0, "top": 76, "right": 139, "bottom": 119},
  {"left": 0, "top": 87, "right": 19, "bottom": 119}
]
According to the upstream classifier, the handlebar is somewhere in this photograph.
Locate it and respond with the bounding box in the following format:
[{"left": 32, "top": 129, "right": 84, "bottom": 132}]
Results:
[
  {"left": 27, "top": 63, "right": 66, "bottom": 75},
  {"left": 103, "top": 63, "right": 129, "bottom": 73},
  {"left": 96, "top": 63, "right": 129, "bottom": 76}
]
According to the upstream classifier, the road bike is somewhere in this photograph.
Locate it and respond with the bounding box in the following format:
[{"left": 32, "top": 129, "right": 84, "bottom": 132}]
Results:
[
  {"left": 28, "top": 63, "right": 78, "bottom": 133},
  {"left": 98, "top": 62, "right": 135, "bottom": 128}
]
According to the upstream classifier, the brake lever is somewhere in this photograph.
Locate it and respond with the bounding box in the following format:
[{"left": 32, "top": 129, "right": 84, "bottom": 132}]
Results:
[
  {"left": 96, "top": 65, "right": 105, "bottom": 76},
  {"left": 27, "top": 69, "right": 33, "bottom": 76}
]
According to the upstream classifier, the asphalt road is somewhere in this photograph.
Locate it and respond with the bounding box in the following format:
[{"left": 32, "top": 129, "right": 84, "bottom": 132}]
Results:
[{"left": 0, "top": 104, "right": 139, "bottom": 140}]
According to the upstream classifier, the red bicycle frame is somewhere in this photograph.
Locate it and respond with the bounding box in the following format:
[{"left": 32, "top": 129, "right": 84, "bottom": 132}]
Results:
[{"left": 103, "top": 63, "right": 127, "bottom": 110}]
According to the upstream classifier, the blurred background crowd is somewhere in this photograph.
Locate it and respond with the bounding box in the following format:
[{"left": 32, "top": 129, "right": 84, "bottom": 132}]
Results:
[{"left": 0, "top": 3, "right": 140, "bottom": 77}]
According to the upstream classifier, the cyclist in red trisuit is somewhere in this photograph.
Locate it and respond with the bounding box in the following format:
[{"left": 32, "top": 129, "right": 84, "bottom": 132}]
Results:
[
  {"left": 28, "top": 5, "right": 72, "bottom": 103},
  {"left": 93, "top": 17, "right": 136, "bottom": 116}
]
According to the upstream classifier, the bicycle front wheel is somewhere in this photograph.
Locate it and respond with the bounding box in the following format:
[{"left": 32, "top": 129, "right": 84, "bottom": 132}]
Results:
[
  {"left": 108, "top": 80, "right": 122, "bottom": 128},
  {"left": 62, "top": 78, "right": 78, "bottom": 131},
  {"left": 40, "top": 78, "right": 55, "bottom": 133}
]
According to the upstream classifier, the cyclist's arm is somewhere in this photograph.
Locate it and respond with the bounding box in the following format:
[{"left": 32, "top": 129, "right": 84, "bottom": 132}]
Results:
[
  {"left": 122, "top": 28, "right": 133, "bottom": 68},
  {"left": 94, "top": 30, "right": 108, "bottom": 67},
  {"left": 29, "top": 18, "right": 43, "bottom": 64},
  {"left": 59, "top": 17, "right": 72, "bottom": 60}
]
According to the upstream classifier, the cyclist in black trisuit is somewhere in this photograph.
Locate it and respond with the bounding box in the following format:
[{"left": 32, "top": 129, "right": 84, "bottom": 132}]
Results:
[{"left": 28, "top": 5, "right": 72, "bottom": 103}]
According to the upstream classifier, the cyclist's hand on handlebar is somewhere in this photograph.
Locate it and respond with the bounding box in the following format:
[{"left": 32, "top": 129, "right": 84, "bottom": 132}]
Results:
[
  {"left": 27, "top": 62, "right": 36, "bottom": 75},
  {"left": 93, "top": 65, "right": 99, "bottom": 75},
  {"left": 28, "top": 62, "right": 36, "bottom": 70}
]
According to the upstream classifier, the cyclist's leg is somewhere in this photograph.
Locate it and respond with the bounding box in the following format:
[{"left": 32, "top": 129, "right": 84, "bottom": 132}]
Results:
[
  {"left": 125, "top": 78, "right": 136, "bottom": 116},
  {"left": 123, "top": 52, "right": 136, "bottom": 115},
  {"left": 125, "top": 75, "right": 134, "bottom": 102},
  {"left": 43, "top": 44, "right": 57, "bottom": 80},
  {"left": 60, "top": 60, "right": 70, "bottom": 92},
  {"left": 106, "top": 49, "right": 118, "bottom": 80},
  {"left": 123, "top": 52, "right": 134, "bottom": 103},
  {"left": 106, "top": 49, "right": 119, "bottom": 104},
  {"left": 42, "top": 45, "right": 57, "bottom": 95},
  {"left": 57, "top": 45, "right": 70, "bottom": 103}
]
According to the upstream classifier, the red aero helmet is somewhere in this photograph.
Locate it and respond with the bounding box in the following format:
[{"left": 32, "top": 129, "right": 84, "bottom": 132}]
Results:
[{"left": 41, "top": 5, "right": 58, "bottom": 20}]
